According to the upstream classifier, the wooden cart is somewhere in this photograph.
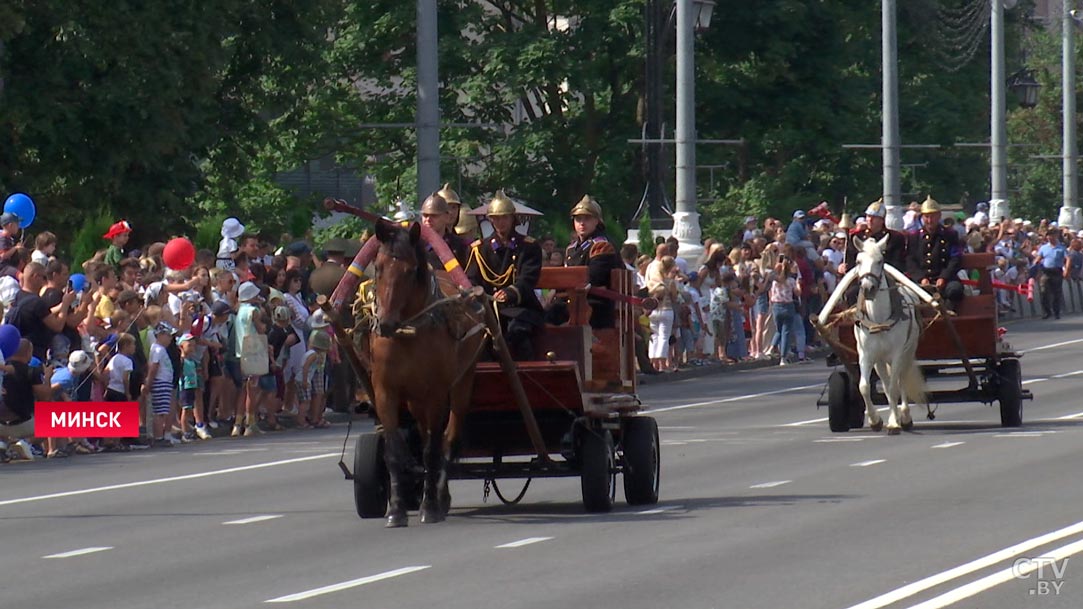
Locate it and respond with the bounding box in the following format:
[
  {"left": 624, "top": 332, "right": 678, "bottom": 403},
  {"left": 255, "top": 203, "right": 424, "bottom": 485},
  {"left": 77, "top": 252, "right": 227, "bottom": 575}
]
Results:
[{"left": 813, "top": 252, "right": 1033, "bottom": 432}]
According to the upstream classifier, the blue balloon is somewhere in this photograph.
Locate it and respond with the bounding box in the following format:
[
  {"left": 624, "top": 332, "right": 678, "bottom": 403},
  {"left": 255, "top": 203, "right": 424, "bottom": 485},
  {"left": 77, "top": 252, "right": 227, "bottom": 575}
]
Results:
[
  {"left": 0, "top": 324, "right": 21, "bottom": 360},
  {"left": 3, "top": 193, "right": 36, "bottom": 229},
  {"left": 69, "top": 273, "right": 88, "bottom": 292}
]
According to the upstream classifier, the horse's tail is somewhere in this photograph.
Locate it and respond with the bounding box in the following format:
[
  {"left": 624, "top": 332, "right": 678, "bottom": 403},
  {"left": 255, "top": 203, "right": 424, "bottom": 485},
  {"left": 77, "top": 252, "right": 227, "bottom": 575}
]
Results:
[{"left": 900, "top": 359, "right": 927, "bottom": 406}]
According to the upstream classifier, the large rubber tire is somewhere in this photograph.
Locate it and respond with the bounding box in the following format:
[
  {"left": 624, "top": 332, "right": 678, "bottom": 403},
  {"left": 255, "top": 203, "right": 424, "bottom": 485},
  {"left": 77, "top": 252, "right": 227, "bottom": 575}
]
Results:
[
  {"left": 999, "top": 358, "right": 1023, "bottom": 427},
  {"left": 353, "top": 432, "right": 389, "bottom": 519},
  {"left": 847, "top": 374, "right": 865, "bottom": 429},
  {"left": 580, "top": 428, "right": 615, "bottom": 513},
  {"left": 621, "top": 416, "right": 660, "bottom": 506},
  {"left": 828, "top": 371, "right": 851, "bottom": 432}
]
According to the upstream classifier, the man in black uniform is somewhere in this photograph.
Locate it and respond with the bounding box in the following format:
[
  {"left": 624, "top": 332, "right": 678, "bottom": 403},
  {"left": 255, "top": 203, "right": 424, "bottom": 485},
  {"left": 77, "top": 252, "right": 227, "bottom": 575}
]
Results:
[
  {"left": 839, "top": 198, "right": 908, "bottom": 275},
  {"left": 419, "top": 192, "right": 469, "bottom": 271},
  {"left": 565, "top": 195, "right": 624, "bottom": 329},
  {"left": 906, "top": 195, "right": 964, "bottom": 308},
  {"left": 465, "top": 191, "right": 544, "bottom": 360}
]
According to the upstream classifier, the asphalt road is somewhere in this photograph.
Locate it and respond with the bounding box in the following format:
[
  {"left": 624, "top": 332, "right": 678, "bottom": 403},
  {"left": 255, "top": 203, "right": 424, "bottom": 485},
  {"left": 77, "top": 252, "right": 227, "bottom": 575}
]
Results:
[{"left": 3, "top": 316, "right": 1083, "bottom": 609}]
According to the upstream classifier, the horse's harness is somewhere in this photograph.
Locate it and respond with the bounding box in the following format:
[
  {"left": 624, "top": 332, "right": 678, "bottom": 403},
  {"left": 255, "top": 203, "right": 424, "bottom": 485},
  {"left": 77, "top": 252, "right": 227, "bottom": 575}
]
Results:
[{"left": 855, "top": 265, "right": 910, "bottom": 335}]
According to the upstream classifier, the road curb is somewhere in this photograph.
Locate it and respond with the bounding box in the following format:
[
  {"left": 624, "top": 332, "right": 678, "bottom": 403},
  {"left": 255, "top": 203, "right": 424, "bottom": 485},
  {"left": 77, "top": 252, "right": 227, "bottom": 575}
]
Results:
[{"left": 637, "top": 346, "right": 830, "bottom": 385}]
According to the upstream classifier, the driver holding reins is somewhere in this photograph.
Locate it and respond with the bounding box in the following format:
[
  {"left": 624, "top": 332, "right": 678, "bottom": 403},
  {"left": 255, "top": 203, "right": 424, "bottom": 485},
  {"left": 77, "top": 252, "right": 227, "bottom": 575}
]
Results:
[{"left": 464, "top": 190, "right": 544, "bottom": 361}]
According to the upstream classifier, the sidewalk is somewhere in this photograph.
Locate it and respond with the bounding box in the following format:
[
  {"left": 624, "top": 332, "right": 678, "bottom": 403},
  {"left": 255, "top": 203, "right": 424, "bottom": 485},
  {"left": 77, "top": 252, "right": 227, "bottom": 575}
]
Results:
[{"left": 637, "top": 346, "right": 831, "bottom": 386}]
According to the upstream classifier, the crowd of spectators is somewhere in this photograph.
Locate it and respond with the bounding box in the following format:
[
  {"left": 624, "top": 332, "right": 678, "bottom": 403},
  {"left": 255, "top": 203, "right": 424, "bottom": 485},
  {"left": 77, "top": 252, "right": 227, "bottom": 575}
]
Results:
[
  {"left": 0, "top": 215, "right": 353, "bottom": 461},
  {"left": 614, "top": 202, "right": 1082, "bottom": 374}
]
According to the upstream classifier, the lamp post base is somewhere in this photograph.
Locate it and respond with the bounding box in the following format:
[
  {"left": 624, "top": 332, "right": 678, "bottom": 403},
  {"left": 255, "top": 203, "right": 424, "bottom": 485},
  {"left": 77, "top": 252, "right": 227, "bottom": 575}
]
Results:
[
  {"left": 885, "top": 205, "right": 905, "bottom": 231},
  {"left": 989, "top": 199, "right": 1010, "bottom": 224},
  {"left": 1057, "top": 205, "right": 1082, "bottom": 231},
  {"left": 671, "top": 211, "right": 704, "bottom": 261}
]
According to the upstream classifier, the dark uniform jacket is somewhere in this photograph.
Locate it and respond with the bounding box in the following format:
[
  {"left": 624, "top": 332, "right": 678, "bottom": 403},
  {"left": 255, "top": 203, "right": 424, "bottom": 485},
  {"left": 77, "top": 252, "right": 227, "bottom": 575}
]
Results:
[
  {"left": 844, "top": 226, "right": 908, "bottom": 271},
  {"left": 906, "top": 227, "right": 962, "bottom": 283},
  {"left": 565, "top": 232, "right": 624, "bottom": 328},
  {"left": 465, "top": 233, "right": 544, "bottom": 325},
  {"left": 425, "top": 232, "right": 470, "bottom": 273}
]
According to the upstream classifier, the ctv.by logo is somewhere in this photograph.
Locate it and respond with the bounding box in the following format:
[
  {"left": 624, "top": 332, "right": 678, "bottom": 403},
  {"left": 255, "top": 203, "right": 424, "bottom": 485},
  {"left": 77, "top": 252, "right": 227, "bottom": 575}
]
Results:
[{"left": 1012, "top": 556, "right": 1069, "bottom": 596}]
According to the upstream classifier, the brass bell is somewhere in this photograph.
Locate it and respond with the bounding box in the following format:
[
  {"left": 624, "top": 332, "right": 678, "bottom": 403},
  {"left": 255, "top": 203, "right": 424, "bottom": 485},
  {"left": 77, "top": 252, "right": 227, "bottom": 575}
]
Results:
[{"left": 838, "top": 213, "right": 854, "bottom": 230}]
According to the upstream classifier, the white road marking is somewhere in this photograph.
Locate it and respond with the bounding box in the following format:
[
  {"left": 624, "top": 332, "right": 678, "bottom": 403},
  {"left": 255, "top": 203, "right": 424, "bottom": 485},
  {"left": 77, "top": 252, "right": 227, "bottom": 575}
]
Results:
[
  {"left": 1051, "top": 370, "right": 1083, "bottom": 378},
  {"left": 815, "top": 438, "right": 865, "bottom": 442},
  {"left": 931, "top": 441, "right": 965, "bottom": 449},
  {"left": 0, "top": 453, "right": 337, "bottom": 508},
  {"left": 635, "top": 505, "right": 682, "bottom": 515},
  {"left": 223, "top": 515, "right": 283, "bottom": 525},
  {"left": 843, "top": 518, "right": 1083, "bottom": 609},
  {"left": 494, "top": 537, "right": 553, "bottom": 549},
  {"left": 850, "top": 459, "right": 886, "bottom": 467},
  {"left": 1022, "top": 337, "right": 1083, "bottom": 352},
  {"left": 749, "top": 480, "right": 792, "bottom": 489},
  {"left": 265, "top": 566, "right": 430, "bottom": 603},
  {"left": 900, "top": 537, "right": 1083, "bottom": 609},
  {"left": 1021, "top": 378, "right": 1047, "bottom": 385},
  {"left": 993, "top": 431, "right": 1054, "bottom": 438},
  {"left": 661, "top": 441, "right": 688, "bottom": 446},
  {"left": 650, "top": 383, "right": 821, "bottom": 414},
  {"left": 1055, "top": 411, "right": 1083, "bottom": 420},
  {"left": 43, "top": 546, "right": 113, "bottom": 559}
]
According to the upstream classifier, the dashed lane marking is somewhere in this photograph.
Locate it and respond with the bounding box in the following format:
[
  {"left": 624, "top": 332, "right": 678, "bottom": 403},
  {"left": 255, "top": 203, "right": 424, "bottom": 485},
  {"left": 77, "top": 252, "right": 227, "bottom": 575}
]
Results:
[
  {"left": 993, "top": 431, "right": 1055, "bottom": 438},
  {"left": 265, "top": 566, "right": 431, "bottom": 603},
  {"left": 931, "top": 442, "right": 965, "bottom": 449},
  {"left": 223, "top": 515, "right": 284, "bottom": 525},
  {"left": 494, "top": 537, "right": 553, "bottom": 549},
  {"left": 749, "top": 480, "right": 792, "bottom": 489},
  {"left": 1023, "top": 338, "right": 1083, "bottom": 352},
  {"left": 850, "top": 459, "right": 886, "bottom": 467},
  {"left": 1055, "top": 411, "right": 1083, "bottom": 420},
  {"left": 43, "top": 547, "right": 113, "bottom": 559},
  {"left": 784, "top": 407, "right": 889, "bottom": 427},
  {"left": 650, "top": 383, "right": 821, "bottom": 414},
  {"left": 0, "top": 453, "right": 338, "bottom": 507}
]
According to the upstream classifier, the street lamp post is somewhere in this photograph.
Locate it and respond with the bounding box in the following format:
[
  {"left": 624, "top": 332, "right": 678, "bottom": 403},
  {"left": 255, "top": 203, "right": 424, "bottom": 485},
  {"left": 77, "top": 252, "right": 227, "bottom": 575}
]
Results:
[
  {"left": 990, "top": 0, "right": 1010, "bottom": 222},
  {"left": 1061, "top": 9, "right": 1083, "bottom": 231},
  {"left": 672, "top": 0, "right": 714, "bottom": 261},
  {"left": 882, "top": 0, "right": 903, "bottom": 229},
  {"left": 416, "top": 0, "right": 440, "bottom": 201}
]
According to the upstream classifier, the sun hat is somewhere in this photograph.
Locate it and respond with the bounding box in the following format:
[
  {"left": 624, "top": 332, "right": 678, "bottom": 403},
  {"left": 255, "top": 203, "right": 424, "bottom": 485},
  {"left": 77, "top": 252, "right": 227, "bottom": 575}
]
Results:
[
  {"left": 237, "top": 281, "right": 263, "bottom": 303},
  {"left": 308, "top": 330, "right": 332, "bottom": 351},
  {"left": 308, "top": 309, "right": 330, "bottom": 329},
  {"left": 272, "top": 306, "right": 291, "bottom": 323},
  {"left": 221, "top": 218, "right": 245, "bottom": 240},
  {"left": 67, "top": 350, "right": 93, "bottom": 375}
]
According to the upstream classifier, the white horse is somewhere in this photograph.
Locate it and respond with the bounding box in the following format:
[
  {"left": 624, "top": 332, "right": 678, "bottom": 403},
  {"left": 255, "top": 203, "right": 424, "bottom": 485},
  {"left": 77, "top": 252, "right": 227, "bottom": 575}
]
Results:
[{"left": 852, "top": 235, "right": 927, "bottom": 434}]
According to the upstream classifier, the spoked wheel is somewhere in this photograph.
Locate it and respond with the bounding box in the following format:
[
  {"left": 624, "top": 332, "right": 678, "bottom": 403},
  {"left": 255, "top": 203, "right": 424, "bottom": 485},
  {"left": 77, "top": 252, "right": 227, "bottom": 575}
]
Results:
[
  {"left": 353, "top": 432, "right": 389, "bottom": 519},
  {"left": 621, "top": 416, "right": 660, "bottom": 506},
  {"left": 828, "top": 371, "right": 852, "bottom": 432},
  {"left": 580, "top": 426, "right": 615, "bottom": 513},
  {"left": 998, "top": 358, "right": 1023, "bottom": 427}
]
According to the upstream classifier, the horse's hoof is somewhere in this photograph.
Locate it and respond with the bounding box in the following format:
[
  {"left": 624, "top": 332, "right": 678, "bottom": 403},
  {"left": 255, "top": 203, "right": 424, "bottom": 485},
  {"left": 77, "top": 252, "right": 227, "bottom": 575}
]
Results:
[
  {"left": 901, "top": 421, "right": 914, "bottom": 431},
  {"left": 886, "top": 427, "right": 901, "bottom": 436},
  {"left": 419, "top": 508, "right": 445, "bottom": 524},
  {"left": 870, "top": 421, "right": 884, "bottom": 432},
  {"left": 385, "top": 512, "right": 408, "bottom": 528}
]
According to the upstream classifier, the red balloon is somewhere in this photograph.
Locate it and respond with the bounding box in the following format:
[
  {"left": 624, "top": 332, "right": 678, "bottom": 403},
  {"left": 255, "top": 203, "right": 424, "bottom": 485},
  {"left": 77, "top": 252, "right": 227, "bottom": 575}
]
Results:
[{"left": 163, "top": 237, "right": 196, "bottom": 270}]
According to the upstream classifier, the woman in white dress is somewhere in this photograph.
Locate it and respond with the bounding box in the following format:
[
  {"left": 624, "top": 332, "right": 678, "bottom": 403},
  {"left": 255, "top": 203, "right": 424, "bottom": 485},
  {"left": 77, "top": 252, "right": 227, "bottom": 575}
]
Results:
[{"left": 693, "top": 244, "right": 727, "bottom": 358}]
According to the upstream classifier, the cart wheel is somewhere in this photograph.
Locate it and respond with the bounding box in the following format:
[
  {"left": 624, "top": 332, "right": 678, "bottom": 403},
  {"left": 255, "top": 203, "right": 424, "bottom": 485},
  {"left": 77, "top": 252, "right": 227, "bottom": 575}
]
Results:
[
  {"left": 998, "top": 358, "right": 1023, "bottom": 427},
  {"left": 847, "top": 375, "right": 865, "bottom": 429},
  {"left": 353, "top": 432, "right": 389, "bottom": 519},
  {"left": 621, "top": 416, "right": 660, "bottom": 506},
  {"left": 827, "top": 371, "right": 851, "bottom": 432},
  {"left": 580, "top": 427, "right": 615, "bottom": 513}
]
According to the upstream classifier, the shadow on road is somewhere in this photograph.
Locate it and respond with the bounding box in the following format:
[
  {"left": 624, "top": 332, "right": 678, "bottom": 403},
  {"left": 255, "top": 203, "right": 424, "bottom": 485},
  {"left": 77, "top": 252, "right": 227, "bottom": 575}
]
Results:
[{"left": 452, "top": 493, "right": 858, "bottom": 525}]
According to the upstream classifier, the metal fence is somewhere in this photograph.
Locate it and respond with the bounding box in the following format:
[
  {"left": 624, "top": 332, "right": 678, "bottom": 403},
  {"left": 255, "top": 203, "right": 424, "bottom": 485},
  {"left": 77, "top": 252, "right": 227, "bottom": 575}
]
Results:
[{"left": 999, "top": 278, "right": 1083, "bottom": 320}]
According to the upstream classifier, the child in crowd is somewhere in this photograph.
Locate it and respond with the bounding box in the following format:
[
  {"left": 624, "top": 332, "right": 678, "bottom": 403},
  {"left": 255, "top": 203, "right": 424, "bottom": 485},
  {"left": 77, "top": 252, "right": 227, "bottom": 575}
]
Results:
[
  {"left": 147, "top": 321, "right": 179, "bottom": 446},
  {"left": 31, "top": 231, "right": 57, "bottom": 267},
  {"left": 268, "top": 306, "right": 301, "bottom": 421},
  {"left": 103, "top": 220, "right": 132, "bottom": 269},
  {"left": 298, "top": 330, "right": 330, "bottom": 429},
  {"left": 177, "top": 334, "right": 212, "bottom": 440}
]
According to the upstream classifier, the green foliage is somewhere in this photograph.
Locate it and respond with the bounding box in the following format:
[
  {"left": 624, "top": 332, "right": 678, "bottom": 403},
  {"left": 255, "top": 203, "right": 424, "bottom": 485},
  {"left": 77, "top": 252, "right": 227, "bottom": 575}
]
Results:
[
  {"left": 192, "top": 214, "right": 228, "bottom": 253},
  {"left": 312, "top": 216, "right": 368, "bottom": 250},
  {"left": 68, "top": 210, "right": 115, "bottom": 269},
  {"left": 638, "top": 215, "right": 655, "bottom": 258}
]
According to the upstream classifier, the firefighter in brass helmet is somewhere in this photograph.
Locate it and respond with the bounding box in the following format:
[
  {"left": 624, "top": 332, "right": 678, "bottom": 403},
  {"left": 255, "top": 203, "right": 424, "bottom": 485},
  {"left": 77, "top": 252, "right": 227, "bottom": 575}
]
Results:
[
  {"left": 565, "top": 195, "right": 623, "bottom": 328},
  {"left": 420, "top": 191, "right": 469, "bottom": 271},
  {"left": 438, "top": 182, "right": 479, "bottom": 240},
  {"left": 906, "top": 195, "right": 963, "bottom": 307},
  {"left": 464, "top": 190, "right": 544, "bottom": 360},
  {"left": 839, "top": 197, "right": 907, "bottom": 275}
]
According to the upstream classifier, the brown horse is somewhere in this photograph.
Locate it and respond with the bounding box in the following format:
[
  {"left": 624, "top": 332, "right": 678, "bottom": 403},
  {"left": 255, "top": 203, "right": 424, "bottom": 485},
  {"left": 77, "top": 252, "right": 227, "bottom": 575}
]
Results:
[{"left": 369, "top": 220, "right": 485, "bottom": 527}]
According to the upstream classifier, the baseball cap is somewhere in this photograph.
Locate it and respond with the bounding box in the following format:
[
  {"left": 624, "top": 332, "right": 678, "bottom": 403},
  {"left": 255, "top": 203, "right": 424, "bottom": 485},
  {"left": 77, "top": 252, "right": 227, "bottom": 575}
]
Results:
[
  {"left": 793, "top": 210, "right": 806, "bottom": 219},
  {"left": 211, "top": 300, "right": 232, "bottom": 317},
  {"left": 177, "top": 333, "right": 196, "bottom": 345},
  {"left": 0, "top": 212, "right": 21, "bottom": 226},
  {"left": 155, "top": 321, "right": 179, "bottom": 336}
]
